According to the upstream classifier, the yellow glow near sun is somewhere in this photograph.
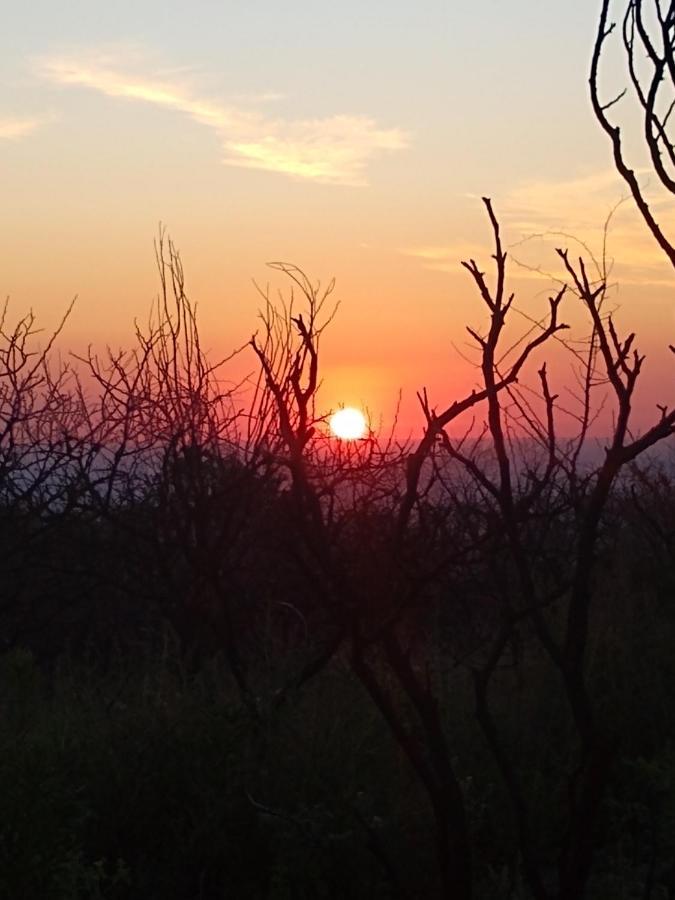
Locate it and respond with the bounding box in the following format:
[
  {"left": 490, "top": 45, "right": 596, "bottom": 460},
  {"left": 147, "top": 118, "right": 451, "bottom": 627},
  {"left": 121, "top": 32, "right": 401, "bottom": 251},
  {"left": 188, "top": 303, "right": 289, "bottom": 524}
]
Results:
[{"left": 329, "top": 407, "right": 367, "bottom": 440}]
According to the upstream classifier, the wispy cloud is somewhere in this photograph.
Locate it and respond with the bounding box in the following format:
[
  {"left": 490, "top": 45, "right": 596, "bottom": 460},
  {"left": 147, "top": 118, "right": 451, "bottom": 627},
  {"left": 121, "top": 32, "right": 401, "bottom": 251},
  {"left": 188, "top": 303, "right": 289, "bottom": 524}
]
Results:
[
  {"left": 37, "top": 50, "right": 408, "bottom": 185},
  {"left": 0, "top": 116, "right": 42, "bottom": 140},
  {"left": 403, "top": 171, "right": 675, "bottom": 289},
  {"left": 499, "top": 170, "right": 675, "bottom": 287},
  {"left": 499, "top": 169, "right": 628, "bottom": 233},
  {"left": 399, "top": 241, "right": 487, "bottom": 273}
]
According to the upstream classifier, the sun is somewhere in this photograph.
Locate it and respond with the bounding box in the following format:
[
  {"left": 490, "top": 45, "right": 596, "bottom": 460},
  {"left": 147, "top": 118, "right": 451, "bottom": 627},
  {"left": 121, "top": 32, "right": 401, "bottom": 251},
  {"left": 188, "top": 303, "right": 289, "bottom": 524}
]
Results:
[{"left": 329, "top": 407, "right": 367, "bottom": 440}]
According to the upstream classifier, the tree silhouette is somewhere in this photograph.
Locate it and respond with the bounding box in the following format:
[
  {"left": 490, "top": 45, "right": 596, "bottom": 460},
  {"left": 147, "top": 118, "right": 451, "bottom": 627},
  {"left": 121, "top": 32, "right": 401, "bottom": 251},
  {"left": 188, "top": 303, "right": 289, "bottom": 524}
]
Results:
[
  {"left": 247, "top": 197, "right": 673, "bottom": 898},
  {"left": 592, "top": 0, "right": 675, "bottom": 267}
]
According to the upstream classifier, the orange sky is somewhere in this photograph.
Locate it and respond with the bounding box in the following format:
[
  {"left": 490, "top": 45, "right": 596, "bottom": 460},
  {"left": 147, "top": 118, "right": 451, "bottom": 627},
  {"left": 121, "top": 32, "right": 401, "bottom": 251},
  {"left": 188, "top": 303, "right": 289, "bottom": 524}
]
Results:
[{"left": 1, "top": 1, "right": 674, "bottom": 437}]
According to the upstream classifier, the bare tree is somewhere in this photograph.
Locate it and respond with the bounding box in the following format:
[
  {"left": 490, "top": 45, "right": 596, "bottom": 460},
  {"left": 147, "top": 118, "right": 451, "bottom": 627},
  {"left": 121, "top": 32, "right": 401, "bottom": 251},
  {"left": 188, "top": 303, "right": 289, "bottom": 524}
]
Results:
[
  {"left": 248, "top": 201, "right": 570, "bottom": 900},
  {"left": 0, "top": 298, "right": 97, "bottom": 653},
  {"left": 592, "top": 0, "right": 675, "bottom": 266},
  {"left": 68, "top": 234, "right": 283, "bottom": 699},
  {"left": 441, "top": 241, "right": 675, "bottom": 900},
  {"left": 0, "top": 196, "right": 670, "bottom": 897}
]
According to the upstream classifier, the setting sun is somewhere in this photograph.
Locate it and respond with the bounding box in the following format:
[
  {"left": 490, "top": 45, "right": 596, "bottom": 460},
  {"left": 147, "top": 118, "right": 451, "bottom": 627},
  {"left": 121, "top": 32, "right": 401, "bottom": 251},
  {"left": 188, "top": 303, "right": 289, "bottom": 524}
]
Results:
[
  {"left": 3, "top": 3, "right": 675, "bottom": 897},
  {"left": 329, "top": 407, "right": 367, "bottom": 440}
]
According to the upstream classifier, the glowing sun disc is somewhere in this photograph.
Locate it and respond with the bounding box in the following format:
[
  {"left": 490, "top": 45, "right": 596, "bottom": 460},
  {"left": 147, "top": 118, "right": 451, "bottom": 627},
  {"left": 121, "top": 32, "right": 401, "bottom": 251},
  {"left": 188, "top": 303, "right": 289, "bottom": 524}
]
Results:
[{"left": 330, "top": 407, "right": 367, "bottom": 440}]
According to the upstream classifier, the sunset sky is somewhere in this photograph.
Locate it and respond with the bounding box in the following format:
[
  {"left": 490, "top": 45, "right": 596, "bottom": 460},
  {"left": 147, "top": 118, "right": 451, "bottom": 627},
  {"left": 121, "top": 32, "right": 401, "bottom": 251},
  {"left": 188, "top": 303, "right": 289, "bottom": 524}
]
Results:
[{"left": 2, "top": 1, "right": 674, "bottom": 433}]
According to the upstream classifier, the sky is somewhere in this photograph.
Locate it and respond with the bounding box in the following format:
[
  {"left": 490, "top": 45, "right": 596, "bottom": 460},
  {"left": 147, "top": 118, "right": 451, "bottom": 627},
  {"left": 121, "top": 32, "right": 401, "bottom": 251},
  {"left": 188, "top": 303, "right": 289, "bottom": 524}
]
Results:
[{"left": 1, "top": 0, "right": 674, "bottom": 435}]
